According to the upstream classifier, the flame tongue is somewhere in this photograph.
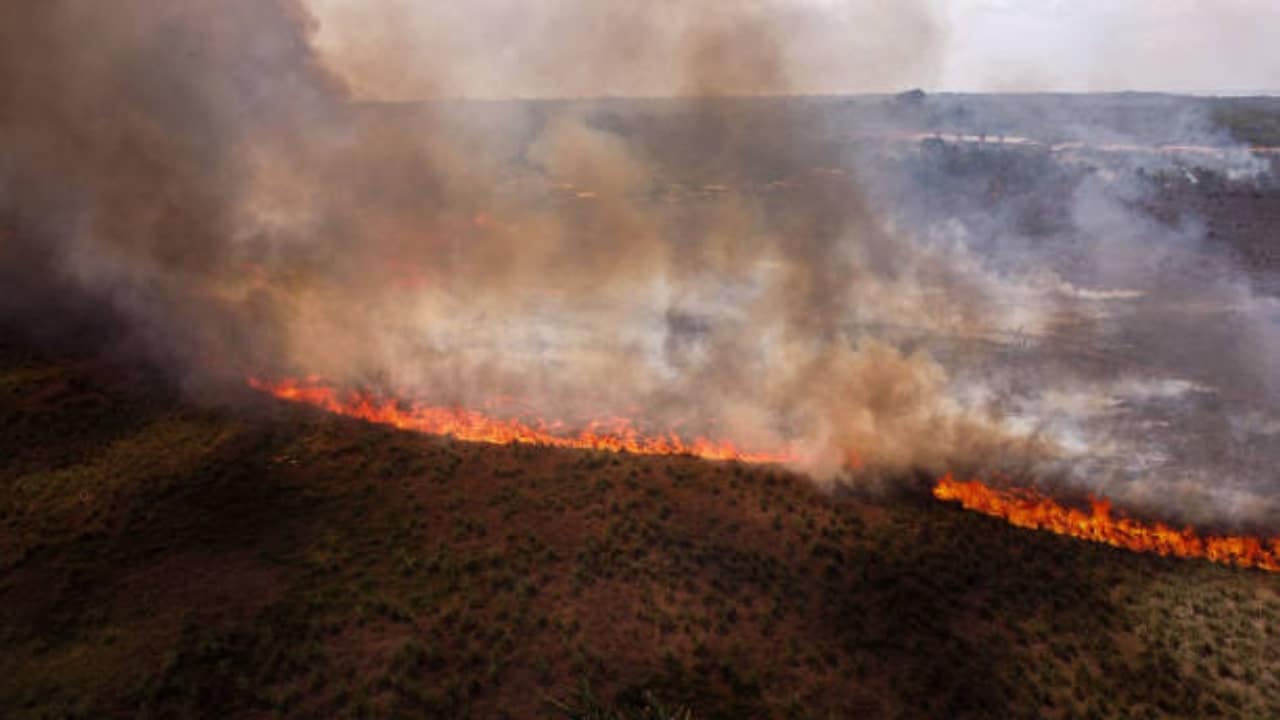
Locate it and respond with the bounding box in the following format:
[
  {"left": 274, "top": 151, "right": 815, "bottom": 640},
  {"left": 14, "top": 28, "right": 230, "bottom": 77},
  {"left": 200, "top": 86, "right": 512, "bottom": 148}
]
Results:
[
  {"left": 249, "top": 376, "right": 795, "bottom": 464},
  {"left": 249, "top": 376, "right": 1278, "bottom": 572},
  {"left": 933, "top": 474, "right": 1280, "bottom": 573}
]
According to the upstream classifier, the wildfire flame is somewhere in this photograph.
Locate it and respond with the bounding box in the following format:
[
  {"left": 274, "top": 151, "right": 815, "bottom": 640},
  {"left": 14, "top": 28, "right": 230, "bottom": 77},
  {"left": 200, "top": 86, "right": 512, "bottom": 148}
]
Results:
[
  {"left": 249, "top": 376, "right": 796, "bottom": 464},
  {"left": 249, "top": 376, "right": 1278, "bottom": 572},
  {"left": 934, "top": 474, "right": 1280, "bottom": 573}
]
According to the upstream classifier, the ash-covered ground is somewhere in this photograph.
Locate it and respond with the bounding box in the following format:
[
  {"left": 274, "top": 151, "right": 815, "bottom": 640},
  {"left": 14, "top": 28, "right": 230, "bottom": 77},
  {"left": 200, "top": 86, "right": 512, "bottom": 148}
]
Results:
[{"left": 355, "top": 92, "right": 1280, "bottom": 530}]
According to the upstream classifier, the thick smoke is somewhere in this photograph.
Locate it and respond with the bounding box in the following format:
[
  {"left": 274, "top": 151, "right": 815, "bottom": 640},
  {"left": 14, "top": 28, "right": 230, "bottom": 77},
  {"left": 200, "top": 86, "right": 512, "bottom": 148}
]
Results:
[
  {"left": 0, "top": 0, "right": 339, "bottom": 369},
  {"left": 2, "top": 2, "right": 1276, "bottom": 530},
  {"left": 305, "top": 0, "right": 945, "bottom": 99}
]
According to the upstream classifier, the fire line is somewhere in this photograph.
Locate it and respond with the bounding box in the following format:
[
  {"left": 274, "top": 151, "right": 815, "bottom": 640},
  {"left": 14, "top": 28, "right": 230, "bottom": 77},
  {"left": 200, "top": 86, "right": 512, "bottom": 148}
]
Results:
[
  {"left": 933, "top": 474, "right": 1280, "bottom": 573},
  {"left": 250, "top": 376, "right": 1278, "bottom": 572},
  {"left": 249, "top": 376, "right": 796, "bottom": 464}
]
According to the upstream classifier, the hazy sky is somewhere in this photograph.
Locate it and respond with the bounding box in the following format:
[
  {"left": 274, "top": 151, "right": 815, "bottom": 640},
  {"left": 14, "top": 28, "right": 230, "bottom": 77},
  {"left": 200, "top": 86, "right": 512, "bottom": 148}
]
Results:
[{"left": 305, "top": 0, "right": 1280, "bottom": 99}]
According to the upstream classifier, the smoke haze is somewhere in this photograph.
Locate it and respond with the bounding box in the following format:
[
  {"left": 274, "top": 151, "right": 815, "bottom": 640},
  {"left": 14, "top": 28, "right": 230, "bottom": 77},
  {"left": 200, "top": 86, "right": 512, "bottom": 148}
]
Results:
[
  {"left": 2, "top": 1, "right": 1277, "bottom": 531},
  {"left": 306, "top": 0, "right": 946, "bottom": 99},
  {"left": 307, "top": 0, "right": 1280, "bottom": 99}
]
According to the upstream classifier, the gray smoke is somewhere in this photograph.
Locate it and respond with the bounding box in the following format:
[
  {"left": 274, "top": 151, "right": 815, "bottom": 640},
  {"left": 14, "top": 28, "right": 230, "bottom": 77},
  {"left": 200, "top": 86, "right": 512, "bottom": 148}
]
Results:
[{"left": 2, "top": 2, "right": 1276, "bottom": 531}]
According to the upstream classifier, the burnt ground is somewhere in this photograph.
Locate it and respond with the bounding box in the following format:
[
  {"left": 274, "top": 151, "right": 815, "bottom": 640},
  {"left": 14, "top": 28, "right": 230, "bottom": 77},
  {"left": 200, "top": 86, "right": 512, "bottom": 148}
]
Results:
[
  {"left": 1, "top": 338, "right": 1278, "bottom": 719},
  {"left": 1145, "top": 167, "right": 1280, "bottom": 287}
]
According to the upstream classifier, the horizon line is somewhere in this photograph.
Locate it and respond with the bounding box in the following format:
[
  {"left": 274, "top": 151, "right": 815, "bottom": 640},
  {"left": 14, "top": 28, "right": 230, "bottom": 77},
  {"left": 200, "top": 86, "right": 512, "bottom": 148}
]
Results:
[{"left": 350, "top": 89, "right": 1280, "bottom": 104}]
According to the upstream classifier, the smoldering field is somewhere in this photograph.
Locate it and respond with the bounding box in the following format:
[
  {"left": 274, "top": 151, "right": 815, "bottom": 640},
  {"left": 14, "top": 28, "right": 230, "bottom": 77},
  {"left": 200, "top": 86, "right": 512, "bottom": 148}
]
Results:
[{"left": 2, "top": 2, "right": 1278, "bottom": 531}]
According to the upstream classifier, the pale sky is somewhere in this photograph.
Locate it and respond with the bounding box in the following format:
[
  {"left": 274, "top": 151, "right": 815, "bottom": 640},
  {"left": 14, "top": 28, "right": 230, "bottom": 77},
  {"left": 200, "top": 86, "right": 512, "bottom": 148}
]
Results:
[{"left": 305, "top": 0, "right": 1280, "bottom": 99}]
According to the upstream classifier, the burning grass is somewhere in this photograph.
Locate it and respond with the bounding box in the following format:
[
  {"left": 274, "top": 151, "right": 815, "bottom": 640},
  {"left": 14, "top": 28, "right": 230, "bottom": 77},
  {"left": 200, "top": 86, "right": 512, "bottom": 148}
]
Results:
[
  {"left": 253, "top": 375, "right": 1280, "bottom": 575},
  {"left": 249, "top": 376, "right": 796, "bottom": 464},
  {"left": 5, "top": 348, "right": 1278, "bottom": 718},
  {"left": 934, "top": 475, "right": 1280, "bottom": 573}
]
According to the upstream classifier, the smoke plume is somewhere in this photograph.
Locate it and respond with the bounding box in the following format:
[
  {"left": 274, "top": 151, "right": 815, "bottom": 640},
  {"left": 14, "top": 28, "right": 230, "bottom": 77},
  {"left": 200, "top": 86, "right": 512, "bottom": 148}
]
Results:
[{"left": 2, "top": 1, "right": 1276, "bottom": 530}]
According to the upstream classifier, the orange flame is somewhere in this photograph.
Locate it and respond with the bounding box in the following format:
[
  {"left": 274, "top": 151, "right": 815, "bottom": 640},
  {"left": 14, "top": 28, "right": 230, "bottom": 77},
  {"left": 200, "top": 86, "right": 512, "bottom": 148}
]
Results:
[
  {"left": 933, "top": 474, "right": 1280, "bottom": 572},
  {"left": 249, "top": 376, "right": 796, "bottom": 464},
  {"left": 249, "top": 376, "right": 1277, "bottom": 572}
]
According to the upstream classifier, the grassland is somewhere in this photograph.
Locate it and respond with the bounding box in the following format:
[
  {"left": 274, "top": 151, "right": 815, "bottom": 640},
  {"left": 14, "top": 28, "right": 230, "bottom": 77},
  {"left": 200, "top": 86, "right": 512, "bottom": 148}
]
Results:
[{"left": 1, "top": 340, "right": 1277, "bottom": 719}]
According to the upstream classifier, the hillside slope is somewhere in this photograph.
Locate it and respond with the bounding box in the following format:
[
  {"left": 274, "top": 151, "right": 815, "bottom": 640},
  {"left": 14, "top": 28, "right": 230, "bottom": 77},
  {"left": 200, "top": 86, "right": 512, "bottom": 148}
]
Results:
[{"left": 1, "top": 341, "right": 1278, "bottom": 719}]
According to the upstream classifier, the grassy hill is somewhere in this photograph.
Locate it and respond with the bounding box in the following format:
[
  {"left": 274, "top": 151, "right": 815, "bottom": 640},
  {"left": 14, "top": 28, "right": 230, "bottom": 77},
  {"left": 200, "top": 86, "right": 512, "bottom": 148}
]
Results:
[{"left": 2, "top": 340, "right": 1278, "bottom": 719}]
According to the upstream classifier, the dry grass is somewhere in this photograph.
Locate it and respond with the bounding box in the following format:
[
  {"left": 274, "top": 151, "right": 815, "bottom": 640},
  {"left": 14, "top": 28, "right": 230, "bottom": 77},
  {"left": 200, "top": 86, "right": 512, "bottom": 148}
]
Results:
[{"left": 1, "top": 341, "right": 1278, "bottom": 719}]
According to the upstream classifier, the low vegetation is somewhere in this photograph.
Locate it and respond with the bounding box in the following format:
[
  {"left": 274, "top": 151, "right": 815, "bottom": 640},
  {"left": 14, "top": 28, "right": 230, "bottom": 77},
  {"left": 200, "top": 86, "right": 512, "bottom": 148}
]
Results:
[{"left": 2, "top": 341, "right": 1278, "bottom": 718}]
